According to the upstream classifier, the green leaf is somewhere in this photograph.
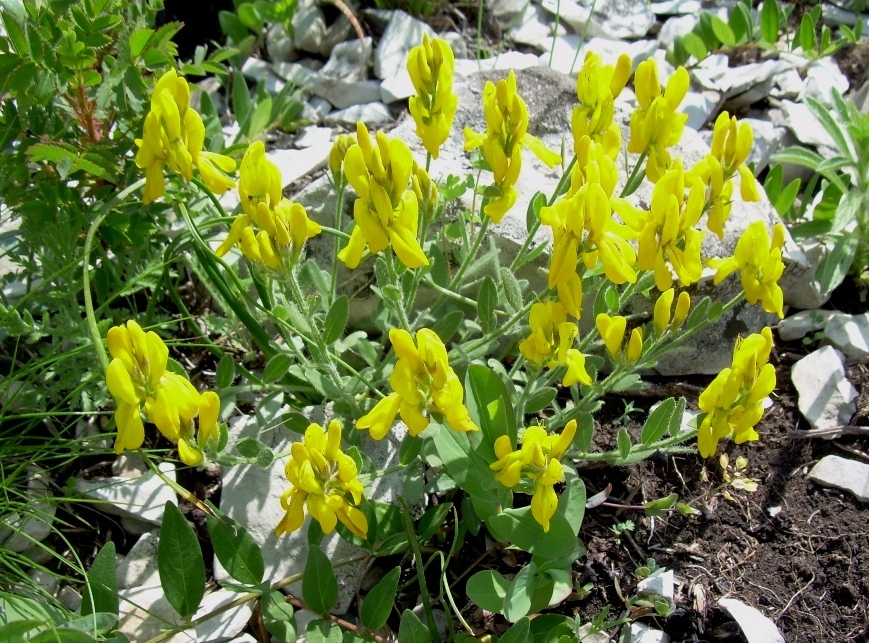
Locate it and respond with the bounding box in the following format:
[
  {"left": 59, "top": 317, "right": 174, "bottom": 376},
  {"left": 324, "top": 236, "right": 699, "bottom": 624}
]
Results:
[
  {"left": 59, "top": 613, "right": 118, "bottom": 636},
  {"left": 500, "top": 267, "right": 523, "bottom": 311},
  {"left": 557, "top": 468, "right": 585, "bottom": 533},
  {"left": 775, "top": 178, "right": 802, "bottom": 219},
  {"left": 0, "top": 622, "right": 43, "bottom": 641},
  {"left": 798, "top": 13, "right": 815, "bottom": 52},
  {"left": 833, "top": 190, "right": 863, "bottom": 234},
  {"left": 360, "top": 566, "right": 400, "bottom": 630},
  {"left": 398, "top": 609, "right": 432, "bottom": 643},
  {"left": 500, "top": 617, "right": 532, "bottom": 643},
  {"left": 323, "top": 295, "right": 349, "bottom": 344},
  {"left": 486, "top": 508, "right": 577, "bottom": 558},
  {"left": 466, "top": 364, "right": 517, "bottom": 455},
  {"left": 729, "top": 3, "right": 751, "bottom": 43},
  {"left": 617, "top": 427, "right": 632, "bottom": 459},
  {"left": 431, "top": 309, "right": 463, "bottom": 343},
  {"left": 306, "top": 619, "right": 342, "bottom": 643},
  {"left": 523, "top": 387, "right": 557, "bottom": 414},
  {"left": 129, "top": 28, "right": 153, "bottom": 57},
  {"left": 804, "top": 96, "right": 853, "bottom": 161},
  {"left": 763, "top": 163, "right": 783, "bottom": 199},
  {"left": 641, "top": 398, "right": 675, "bottom": 445},
  {"left": 668, "top": 397, "right": 687, "bottom": 437},
  {"left": 817, "top": 235, "right": 859, "bottom": 294},
  {"left": 478, "top": 276, "right": 498, "bottom": 334},
  {"left": 247, "top": 95, "right": 273, "bottom": 138},
  {"left": 0, "top": 0, "right": 25, "bottom": 23},
  {"left": 264, "top": 353, "right": 292, "bottom": 383},
  {"left": 303, "top": 545, "right": 338, "bottom": 614},
  {"left": 772, "top": 145, "right": 823, "bottom": 171},
  {"left": 710, "top": 15, "right": 736, "bottom": 46},
  {"left": 760, "top": 0, "right": 779, "bottom": 44},
  {"left": 261, "top": 590, "right": 296, "bottom": 642},
  {"left": 528, "top": 614, "right": 574, "bottom": 641},
  {"left": 216, "top": 354, "right": 236, "bottom": 388},
  {"left": 81, "top": 541, "right": 118, "bottom": 617},
  {"left": 29, "top": 630, "right": 98, "bottom": 643},
  {"left": 504, "top": 563, "right": 537, "bottom": 622},
  {"left": 417, "top": 502, "right": 453, "bottom": 542},
  {"left": 644, "top": 493, "right": 678, "bottom": 516},
  {"left": 682, "top": 32, "right": 708, "bottom": 61},
  {"left": 526, "top": 191, "right": 546, "bottom": 233},
  {"left": 466, "top": 570, "right": 511, "bottom": 613},
  {"left": 158, "top": 502, "right": 205, "bottom": 618},
  {"left": 206, "top": 511, "right": 264, "bottom": 585},
  {"left": 231, "top": 71, "right": 252, "bottom": 133},
  {"left": 236, "top": 437, "right": 274, "bottom": 467}
]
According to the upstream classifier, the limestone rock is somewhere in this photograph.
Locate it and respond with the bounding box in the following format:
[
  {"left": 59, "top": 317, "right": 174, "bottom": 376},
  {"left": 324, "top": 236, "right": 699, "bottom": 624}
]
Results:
[
  {"left": 631, "top": 622, "right": 671, "bottom": 643},
  {"left": 657, "top": 14, "right": 699, "bottom": 49},
  {"left": 637, "top": 569, "right": 675, "bottom": 601},
  {"left": 311, "top": 79, "right": 382, "bottom": 109},
  {"left": 777, "top": 309, "right": 841, "bottom": 342},
  {"left": 808, "top": 455, "right": 869, "bottom": 502},
  {"left": 804, "top": 58, "right": 849, "bottom": 107},
  {"left": 512, "top": 4, "right": 567, "bottom": 51},
  {"left": 75, "top": 462, "right": 177, "bottom": 526},
  {"left": 116, "top": 530, "right": 160, "bottom": 589},
  {"left": 540, "top": 35, "right": 658, "bottom": 76},
  {"left": 373, "top": 10, "right": 434, "bottom": 79},
  {"left": 321, "top": 37, "right": 373, "bottom": 81},
  {"left": 0, "top": 466, "right": 56, "bottom": 552},
  {"left": 824, "top": 312, "right": 869, "bottom": 362},
  {"left": 792, "top": 346, "right": 857, "bottom": 432},
  {"left": 323, "top": 102, "right": 393, "bottom": 127},
  {"left": 778, "top": 100, "right": 840, "bottom": 149},
  {"left": 719, "top": 598, "right": 785, "bottom": 643}
]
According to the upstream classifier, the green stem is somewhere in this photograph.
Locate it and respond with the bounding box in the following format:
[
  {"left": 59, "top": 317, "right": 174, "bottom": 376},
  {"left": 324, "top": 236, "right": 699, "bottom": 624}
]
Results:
[
  {"left": 83, "top": 178, "right": 148, "bottom": 371},
  {"left": 619, "top": 150, "right": 649, "bottom": 198},
  {"left": 400, "top": 497, "right": 437, "bottom": 639},
  {"left": 191, "top": 176, "right": 229, "bottom": 220},
  {"left": 331, "top": 181, "right": 347, "bottom": 302},
  {"left": 384, "top": 251, "right": 413, "bottom": 332},
  {"left": 450, "top": 297, "right": 536, "bottom": 365}
]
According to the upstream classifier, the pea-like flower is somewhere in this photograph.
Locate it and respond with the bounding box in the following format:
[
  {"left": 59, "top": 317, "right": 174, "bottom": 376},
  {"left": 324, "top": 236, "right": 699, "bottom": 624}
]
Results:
[
  {"left": 628, "top": 60, "right": 690, "bottom": 182},
  {"left": 489, "top": 420, "right": 576, "bottom": 532},
  {"left": 275, "top": 420, "right": 368, "bottom": 538},
  {"left": 572, "top": 52, "right": 631, "bottom": 159},
  {"left": 708, "top": 221, "right": 786, "bottom": 318},
  {"left": 463, "top": 70, "right": 561, "bottom": 223},
  {"left": 134, "top": 69, "right": 235, "bottom": 203},
  {"left": 653, "top": 288, "right": 691, "bottom": 335},
  {"left": 407, "top": 34, "right": 458, "bottom": 159},
  {"left": 356, "top": 328, "right": 478, "bottom": 439},
  {"left": 596, "top": 313, "right": 643, "bottom": 363},
  {"left": 540, "top": 136, "right": 638, "bottom": 294},
  {"left": 629, "top": 159, "right": 706, "bottom": 291},
  {"left": 216, "top": 142, "right": 321, "bottom": 269},
  {"left": 338, "top": 123, "right": 428, "bottom": 270},
  {"left": 697, "top": 327, "right": 775, "bottom": 457},
  {"left": 519, "top": 301, "right": 592, "bottom": 387},
  {"left": 105, "top": 321, "right": 219, "bottom": 465}
]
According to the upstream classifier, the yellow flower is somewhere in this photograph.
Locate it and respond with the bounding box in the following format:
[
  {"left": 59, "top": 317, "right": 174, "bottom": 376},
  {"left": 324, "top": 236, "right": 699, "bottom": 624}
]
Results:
[
  {"left": 338, "top": 123, "right": 428, "bottom": 270},
  {"left": 540, "top": 136, "right": 638, "bottom": 290},
  {"left": 697, "top": 328, "right": 775, "bottom": 457},
  {"left": 357, "top": 328, "right": 478, "bottom": 439},
  {"left": 329, "top": 132, "right": 357, "bottom": 186},
  {"left": 572, "top": 52, "right": 631, "bottom": 159},
  {"left": 595, "top": 313, "right": 643, "bottom": 363},
  {"left": 489, "top": 420, "right": 576, "bottom": 532},
  {"left": 463, "top": 70, "right": 561, "bottom": 223},
  {"left": 275, "top": 420, "right": 368, "bottom": 538},
  {"left": 519, "top": 301, "right": 592, "bottom": 387},
  {"left": 105, "top": 321, "right": 218, "bottom": 466},
  {"left": 134, "top": 69, "right": 235, "bottom": 203},
  {"left": 708, "top": 221, "right": 786, "bottom": 318},
  {"left": 216, "top": 142, "right": 321, "bottom": 269},
  {"left": 628, "top": 60, "right": 690, "bottom": 182},
  {"left": 407, "top": 34, "right": 458, "bottom": 159},
  {"left": 653, "top": 288, "right": 691, "bottom": 335}
]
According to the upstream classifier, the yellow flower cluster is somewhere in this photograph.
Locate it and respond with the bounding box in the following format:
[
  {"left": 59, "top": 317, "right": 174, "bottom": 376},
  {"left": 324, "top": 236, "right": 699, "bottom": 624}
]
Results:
[
  {"left": 628, "top": 60, "right": 690, "bottom": 182},
  {"left": 653, "top": 288, "right": 691, "bottom": 336},
  {"left": 337, "top": 123, "right": 428, "bottom": 270},
  {"left": 519, "top": 302, "right": 591, "bottom": 387},
  {"left": 357, "top": 328, "right": 478, "bottom": 439},
  {"left": 572, "top": 52, "right": 631, "bottom": 158},
  {"left": 596, "top": 314, "right": 643, "bottom": 363},
  {"left": 490, "top": 420, "right": 576, "bottom": 532},
  {"left": 697, "top": 327, "right": 775, "bottom": 457},
  {"left": 407, "top": 34, "right": 458, "bottom": 159},
  {"left": 464, "top": 70, "right": 562, "bottom": 223},
  {"left": 135, "top": 69, "right": 236, "bottom": 204},
  {"left": 709, "top": 221, "right": 786, "bottom": 318},
  {"left": 105, "top": 320, "right": 220, "bottom": 466},
  {"left": 275, "top": 420, "right": 368, "bottom": 538},
  {"left": 216, "top": 141, "right": 321, "bottom": 270}
]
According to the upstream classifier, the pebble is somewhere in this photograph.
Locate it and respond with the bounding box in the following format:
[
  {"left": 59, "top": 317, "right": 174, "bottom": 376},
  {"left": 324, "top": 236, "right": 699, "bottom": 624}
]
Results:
[
  {"left": 777, "top": 309, "right": 841, "bottom": 341},
  {"left": 824, "top": 312, "right": 869, "bottom": 362},
  {"left": 75, "top": 462, "right": 177, "bottom": 526},
  {"left": 631, "top": 621, "right": 670, "bottom": 643},
  {"left": 116, "top": 530, "right": 161, "bottom": 589},
  {"left": 791, "top": 346, "right": 857, "bottom": 432},
  {"left": 719, "top": 598, "right": 785, "bottom": 643},
  {"left": 808, "top": 455, "right": 869, "bottom": 502},
  {"left": 637, "top": 569, "right": 675, "bottom": 601},
  {"left": 323, "top": 102, "right": 393, "bottom": 127}
]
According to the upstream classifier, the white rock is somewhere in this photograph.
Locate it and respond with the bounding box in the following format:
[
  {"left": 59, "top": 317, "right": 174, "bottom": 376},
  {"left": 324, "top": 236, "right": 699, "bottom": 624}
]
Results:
[
  {"left": 539, "top": 0, "right": 593, "bottom": 35},
  {"left": 321, "top": 37, "right": 373, "bottom": 81},
  {"left": 792, "top": 346, "right": 858, "bottom": 431},
  {"left": 512, "top": 3, "right": 566, "bottom": 51},
  {"left": 273, "top": 61, "right": 325, "bottom": 87},
  {"left": 293, "top": 0, "right": 327, "bottom": 54},
  {"left": 682, "top": 90, "right": 719, "bottom": 131},
  {"left": 637, "top": 569, "right": 675, "bottom": 601},
  {"left": 324, "top": 102, "right": 393, "bottom": 127},
  {"left": 0, "top": 466, "right": 56, "bottom": 552},
  {"left": 650, "top": 0, "right": 702, "bottom": 14},
  {"left": 782, "top": 238, "right": 833, "bottom": 309},
  {"left": 693, "top": 58, "right": 791, "bottom": 100},
  {"left": 454, "top": 51, "right": 542, "bottom": 77},
  {"left": 631, "top": 622, "right": 670, "bottom": 643},
  {"left": 218, "top": 400, "right": 408, "bottom": 613},
  {"left": 824, "top": 312, "right": 869, "bottom": 362},
  {"left": 719, "top": 598, "right": 785, "bottom": 643},
  {"left": 804, "top": 58, "right": 850, "bottom": 107},
  {"left": 778, "top": 100, "right": 839, "bottom": 149},
  {"left": 304, "top": 97, "right": 333, "bottom": 124},
  {"left": 295, "top": 126, "right": 333, "bottom": 149},
  {"left": 75, "top": 462, "right": 177, "bottom": 526},
  {"left": 268, "top": 146, "right": 330, "bottom": 188},
  {"left": 657, "top": 14, "right": 699, "bottom": 48},
  {"left": 540, "top": 35, "right": 658, "bottom": 76},
  {"left": 742, "top": 118, "right": 787, "bottom": 174},
  {"left": 191, "top": 589, "right": 254, "bottom": 642},
  {"left": 266, "top": 23, "right": 295, "bottom": 63},
  {"left": 28, "top": 568, "right": 59, "bottom": 595},
  {"left": 770, "top": 67, "right": 805, "bottom": 100},
  {"left": 311, "top": 79, "right": 383, "bottom": 109},
  {"left": 585, "top": 0, "right": 657, "bottom": 40},
  {"left": 821, "top": 3, "right": 869, "bottom": 31},
  {"left": 116, "top": 530, "right": 161, "bottom": 589},
  {"left": 576, "top": 623, "right": 610, "bottom": 642},
  {"left": 489, "top": 0, "right": 528, "bottom": 24},
  {"left": 112, "top": 453, "right": 148, "bottom": 478},
  {"left": 318, "top": 16, "right": 356, "bottom": 58},
  {"left": 777, "top": 309, "right": 842, "bottom": 341},
  {"left": 808, "top": 455, "right": 869, "bottom": 501},
  {"left": 240, "top": 58, "right": 285, "bottom": 94},
  {"left": 374, "top": 10, "right": 434, "bottom": 79},
  {"left": 380, "top": 70, "right": 416, "bottom": 103},
  {"left": 231, "top": 635, "right": 258, "bottom": 643},
  {"left": 58, "top": 586, "right": 82, "bottom": 613}
]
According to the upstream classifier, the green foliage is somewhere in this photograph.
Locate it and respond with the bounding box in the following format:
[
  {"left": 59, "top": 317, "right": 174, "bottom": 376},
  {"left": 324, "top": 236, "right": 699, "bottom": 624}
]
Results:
[
  {"left": 303, "top": 545, "right": 338, "bottom": 615},
  {"left": 158, "top": 501, "right": 206, "bottom": 618}
]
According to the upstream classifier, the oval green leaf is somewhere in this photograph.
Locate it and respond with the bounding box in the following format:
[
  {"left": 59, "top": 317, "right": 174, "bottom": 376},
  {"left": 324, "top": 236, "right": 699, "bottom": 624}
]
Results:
[
  {"left": 323, "top": 295, "right": 349, "bottom": 345},
  {"left": 360, "top": 566, "right": 400, "bottom": 630},
  {"left": 206, "top": 512, "right": 264, "bottom": 585},
  {"left": 81, "top": 541, "right": 118, "bottom": 617},
  {"left": 303, "top": 544, "right": 337, "bottom": 614},
  {"left": 157, "top": 501, "right": 205, "bottom": 618}
]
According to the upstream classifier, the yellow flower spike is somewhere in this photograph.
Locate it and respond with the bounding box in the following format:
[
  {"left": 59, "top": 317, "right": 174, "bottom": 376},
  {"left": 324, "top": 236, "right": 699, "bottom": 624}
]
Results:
[
  {"left": 239, "top": 141, "right": 283, "bottom": 218},
  {"left": 654, "top": 288, "right": 675, "bottom": 334},
  {"left": 564, "top": 349, "right": 592, "bottom": 387},
  {"left": 627, "top": 327, "right": 643, "bottom": 362},
  {"left": 408, "top": 34, "right": 458, "bottom": 159},
  {"left": 673, "top": 291, "right": 691, "bottom": 330},
  {"left": 185, "top": 110, "right": 236, "bottom": 195},
  {"left": 277, "top": 420, "right": 367, "bottom": 538},
  {"left": 596, "top": 313, "right": 627, "bottom": 358},
  {"left": 329, "top": 133, "right": 357, "bottom": 186},
  {"left": 198, "top": 391, "right": 220, "bottom": 447},
  {"left": 572, "top": 52, "right": 631, "bottom": 158}
]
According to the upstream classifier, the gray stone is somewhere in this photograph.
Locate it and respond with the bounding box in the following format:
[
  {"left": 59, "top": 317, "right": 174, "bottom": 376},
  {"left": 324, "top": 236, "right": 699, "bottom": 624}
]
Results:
[
  {"left": 719, "top": 598, "right": 785, "bottom": 643},
  {"left": 682, "top": 90, "right": 719, "bottom": 131},
  {"left": 637, "top": 569, "right": 675, "bottom": 601},
  {"left": 742, "top": 117, "right": 787, "bottom": 174},
  {"left": 380, "top": 70, "right": 416, "bottom": 103},
  {"left": 58, "top": 586, "right": 82, "bottom": 613},
  {"left": 293, "top": 0, "right": 328, "bottom": 54},
  {"left": 295, "top": 126, "right": 333, "bottom": 149},
  {"left": 804, "top": 58, "right": 850, "bottom": 107},
  {"left": 782, "top": 238, "right": 833, "bottom": 309},
  {"left": 28, "top": 568, "right": 59, "bottom": 596},
  {"left": 218, "top": 399, "right": 408, "bottom": 613},
  {"left": 591, "top": 0, "right": 657, "bottom": 39},
  {"left": 240, "top": 58, "right": 285, "bottom": 94},
  {"left": 0, "top": 466, "right": 56, "bottom": 552},
  {"left": 777, "top": 309, "right": 842, "bottom": 341},
  {"left": 489, "top": 0, "right": 528, "bottom": 25},
  {"left": 631, "top": 622, "right": 671, "bottom": 643},
  {"left": 778, "top": 100, "right": 840, "bottom": 149},
  {"left": 792, "top": 346, "right": 857, "bottom": 432},
  {"left": 374, "top": 10, "right": 434, "bottom": 79},
  {"left": 454, "top": 51, "right": 541, "bottom": 77},
  {"left": 651, "top": 0, "right": 702, "bottom": 14},
  {"left": 657, "top": 14, "right": 699, "bottom": 48},
  {"left": 693, "top": 58, "right": 790, "bottom": 101},
  {"left": 850, "top": 80, "right": 869, "bottom": 116},
  {"left": 824, "top": 312, "right": 869, "bottom": 362},
  {"left": 273, "top": 61, "right": 325, "bottom": 88},
  {"left": 116, "top": 530, "right": 160, "bottom": 589},
  {"left": 323, "top": 102, "right": 393, "bottom": 127},
  {"left": 268, "top": 146, "right": 331, "bottom": 188},
  {"left": 266, "top": 23, "right": 295, "bottom": 63},
  {"left": 512, "top": 3, "right": 566, "bottom": 51},
  {"left": 820, "top": 3, "right": 869, "bottom": 31},
  {"left": 111, "top": 453, "right": 148, "bottom": 478},
  {"left": 305, "top": 97, "right": 334, "bottom": 123},
  {"left": 540, "top": 35, "right": 658, "bottom": 76},
  {"left": 311, "top": 79, "right": 382, "bottom": 109},
  {"left": 770, "top": 67, "right": 805, "bottom": 100},
  {"left": 75, "top": 462, "right": 177, "bottom": 526},
  {"left": 360, "top": 7, "right": 394, "bottom": 33},
  {"left": 441, "top": 31, "right": 468, "bottom": 59},
  {"left": 319, "top": 15, "right": 357, "bottom": 58},
  {"left": 808, "top": 455, "right": 869, "bottom": 502},
  {"left": 321, "top": 37, "right": 373, "bottom": 81},
  {"left": 576, "top": 623, "right": 610, "bottom": 642}
]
